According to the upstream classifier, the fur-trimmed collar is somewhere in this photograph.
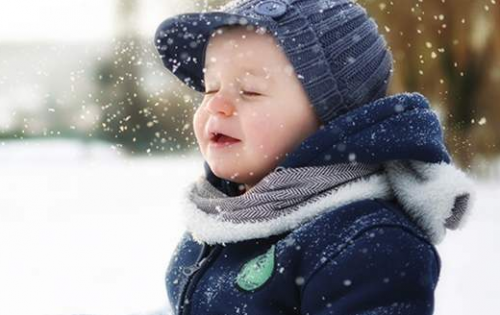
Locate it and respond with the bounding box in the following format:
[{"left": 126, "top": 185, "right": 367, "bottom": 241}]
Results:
[{"left": 181, "top": 160, "right": 475, "bottom": 246}]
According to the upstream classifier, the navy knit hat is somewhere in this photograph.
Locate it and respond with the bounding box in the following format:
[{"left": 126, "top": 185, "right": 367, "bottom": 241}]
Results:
[{"left": 154, "top": 0, "right": 394, "bottom": 123}]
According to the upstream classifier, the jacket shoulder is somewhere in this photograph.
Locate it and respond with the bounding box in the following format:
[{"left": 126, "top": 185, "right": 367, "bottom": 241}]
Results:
[
  {"left": 276, "top": 198, "right": 440, "bottom": 278},
  {"left": 289, "top": 198, "right": 432, "bottom": 245}
]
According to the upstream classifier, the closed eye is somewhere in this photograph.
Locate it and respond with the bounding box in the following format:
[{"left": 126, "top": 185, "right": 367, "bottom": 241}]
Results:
[
  {"left": 240, "top": 91, "right": 262, "bottom": 97},
  {"left": 204, "top": 90, "right": 263, "bottom": 97}
]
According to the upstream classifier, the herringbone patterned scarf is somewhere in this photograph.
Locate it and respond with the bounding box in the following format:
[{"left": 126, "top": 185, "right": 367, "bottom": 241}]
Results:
[{"left": 187, "top": 162, "right": 384, "bottom": 224}]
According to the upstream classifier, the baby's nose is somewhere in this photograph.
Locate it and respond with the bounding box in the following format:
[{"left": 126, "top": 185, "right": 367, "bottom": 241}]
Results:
[{"left": 206, "top": 92, "right": 237, "bottom": 117}]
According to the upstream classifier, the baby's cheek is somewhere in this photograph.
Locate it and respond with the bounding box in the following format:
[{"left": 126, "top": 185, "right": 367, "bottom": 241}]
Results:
[
  {"left": 246, "top": 118, "right": 288, "bottom": 158},
  {"left": 245, "top": 115, "right": 273, "bottom": 147},
  {"left": 192, "top": 109, "right": 207, "bottom": 149}
]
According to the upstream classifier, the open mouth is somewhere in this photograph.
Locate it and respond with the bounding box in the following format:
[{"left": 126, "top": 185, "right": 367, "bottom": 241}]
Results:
[{"left": 210, "top": 133, "right": 241, "bottom": 145}]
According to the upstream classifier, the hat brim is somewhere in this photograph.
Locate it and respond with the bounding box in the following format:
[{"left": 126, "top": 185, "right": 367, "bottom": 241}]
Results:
[{"left": 154, "top": 11, "right": 271, "bottom": 93}]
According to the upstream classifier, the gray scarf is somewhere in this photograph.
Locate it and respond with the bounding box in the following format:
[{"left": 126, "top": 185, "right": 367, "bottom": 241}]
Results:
[{"left": 187, "top": 162, "right": 384, "bottom": 225}]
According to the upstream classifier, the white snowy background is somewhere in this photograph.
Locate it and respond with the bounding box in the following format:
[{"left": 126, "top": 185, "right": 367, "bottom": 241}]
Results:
[{"left": 0, "top": 139, "right": 498, "bottom": 315}]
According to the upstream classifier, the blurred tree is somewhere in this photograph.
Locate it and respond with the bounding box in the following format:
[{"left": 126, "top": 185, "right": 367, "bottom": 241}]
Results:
[
  {"left": 360, "top": 0, "right": 499, "bottom": 169},
  {"left": 94, "top": 0, "right": 210, "bottom": 155},
  {"left": 94, "top": 0, "right": 162, "bottom": 155}
]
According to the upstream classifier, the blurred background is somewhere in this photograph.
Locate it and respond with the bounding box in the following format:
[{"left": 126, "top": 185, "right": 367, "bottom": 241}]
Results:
[{"left": 0, "top": 0, "right": 498, "bottom": 314}]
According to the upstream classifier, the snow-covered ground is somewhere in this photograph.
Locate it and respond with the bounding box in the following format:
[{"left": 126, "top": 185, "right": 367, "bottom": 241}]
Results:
[{"left": 0, "top": 139, "right": 498, "bottom": 315}]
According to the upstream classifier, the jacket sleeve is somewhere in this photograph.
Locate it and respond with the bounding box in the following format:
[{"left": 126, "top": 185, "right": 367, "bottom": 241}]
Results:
[{"left": 300, "top": 226, "right": 440, "bottom": 315}]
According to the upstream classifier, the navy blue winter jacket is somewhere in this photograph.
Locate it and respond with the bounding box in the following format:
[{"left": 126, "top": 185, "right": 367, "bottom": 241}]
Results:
[{"left": 165, "top": 92, "right": 475, "bottom": 315}]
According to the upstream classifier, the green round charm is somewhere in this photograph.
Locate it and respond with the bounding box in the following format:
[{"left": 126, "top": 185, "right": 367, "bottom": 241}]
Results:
[{"left": 236, "top": 244, "right": 276, "bottom": 291}]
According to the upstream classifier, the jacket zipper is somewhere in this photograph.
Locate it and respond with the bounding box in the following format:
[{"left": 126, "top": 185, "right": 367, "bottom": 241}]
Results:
[{"left": 177, "top": 243, "right": 222, "bottom": 315}]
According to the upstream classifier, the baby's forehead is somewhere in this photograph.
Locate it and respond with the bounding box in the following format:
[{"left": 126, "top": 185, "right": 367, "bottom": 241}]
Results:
[{"left": 204, "top": 59, "right": 293, "bottom": 83}]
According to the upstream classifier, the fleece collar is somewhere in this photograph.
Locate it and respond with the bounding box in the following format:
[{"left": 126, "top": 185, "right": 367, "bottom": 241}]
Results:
[{"left": 184, "top": 92, "right": 476, "bottom": 245}]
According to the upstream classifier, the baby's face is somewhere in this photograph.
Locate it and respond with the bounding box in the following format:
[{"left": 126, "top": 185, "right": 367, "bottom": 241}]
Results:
[{"left": 193, "top": 25, "right": 321, "bottom": 191}]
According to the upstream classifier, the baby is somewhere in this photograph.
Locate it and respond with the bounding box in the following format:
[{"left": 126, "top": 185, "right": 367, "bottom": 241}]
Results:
[{"left": 154, "top": 0, "right": 476, "bottom": 314}]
